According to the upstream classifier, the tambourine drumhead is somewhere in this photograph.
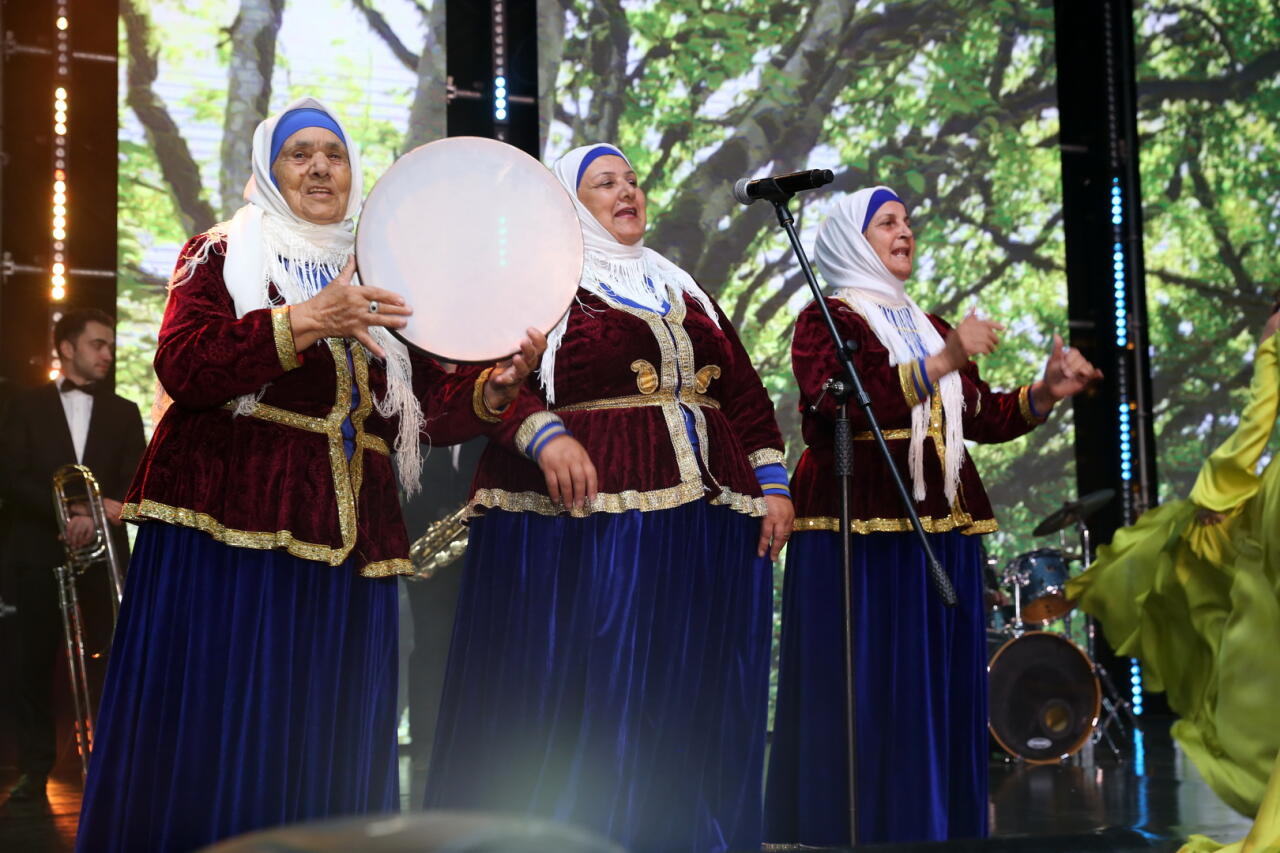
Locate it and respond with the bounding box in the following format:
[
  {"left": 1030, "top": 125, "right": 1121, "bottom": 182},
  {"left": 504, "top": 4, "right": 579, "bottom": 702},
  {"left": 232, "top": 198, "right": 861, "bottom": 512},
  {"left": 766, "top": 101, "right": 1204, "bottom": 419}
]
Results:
[{"left": 355, "top": 137, "right": 583, "bottom": 363}]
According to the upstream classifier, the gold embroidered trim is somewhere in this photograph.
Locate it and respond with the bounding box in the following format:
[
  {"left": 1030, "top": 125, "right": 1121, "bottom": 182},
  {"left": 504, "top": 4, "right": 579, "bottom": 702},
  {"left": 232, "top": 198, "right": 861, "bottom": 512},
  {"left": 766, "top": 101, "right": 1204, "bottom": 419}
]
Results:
[
  {"left": 747, "top": 448, "right": 786, "bottom": 468},
  {"left": 359, "top": 433, "right": 390, "bottom": 456},
  {"left": 552, "top": 390, "right": 720, "bottom": 413},
  {"left": 853, "top": 428, "right": 913, "bottom": 440},
  {"left": 235, "top": 400, "right": 328, "bottom": 433},
  {"left": 472, "top": 366, "right": 506, "bottom": 423},
  {"left": 514, "top": 411, "right": 566, "bottom": 457},
  {"left": 793, "top": 513, "right": 998, "bottom": 535},
  {"left": 899, "top": 362, "right": 922, "bottom": 409},
  {"left": 327, "top": 341, "right": 359, "bottom": 557},
  {"left": 467, "top": 482, "right": 765, "bottom": 519},
  {"left": 121, "top": 500, "right": 410, "bottom": 577},
  {"left": 271, "top": 306, "right": 301, "bottom": 371},
  {"left": 1019, "top": 384, "right": 1048, "bottom": 425},
  {"left": 360, "top": 557, "right": 414, "bottom": 578},
  {"left": 122, "top": 499, "right": 348, "bottom": 565}
]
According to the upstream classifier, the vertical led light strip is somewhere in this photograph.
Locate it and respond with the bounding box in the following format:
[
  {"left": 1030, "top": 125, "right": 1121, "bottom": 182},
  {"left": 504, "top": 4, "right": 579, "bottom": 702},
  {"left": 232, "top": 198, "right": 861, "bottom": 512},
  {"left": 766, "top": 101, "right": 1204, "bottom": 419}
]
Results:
[
  {"left": 492, "top": 0, "right": 508, "bottom": 140},
  {"left": 1112, "top": 179, "right": 1142, "bottom": 717},
  {"left": 49, "top": 6, "right": 71, "bottom": 379},
  {"left": 1103, "top": 5, "right": 1143, "bottom": 716}
]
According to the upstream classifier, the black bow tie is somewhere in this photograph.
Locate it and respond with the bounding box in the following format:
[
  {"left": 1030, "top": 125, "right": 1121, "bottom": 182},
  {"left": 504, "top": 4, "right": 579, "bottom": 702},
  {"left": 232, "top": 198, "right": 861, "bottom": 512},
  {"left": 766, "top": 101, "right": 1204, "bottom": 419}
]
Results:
[{"left": 60, "top": 379, "right": 98, "bottom": 395}]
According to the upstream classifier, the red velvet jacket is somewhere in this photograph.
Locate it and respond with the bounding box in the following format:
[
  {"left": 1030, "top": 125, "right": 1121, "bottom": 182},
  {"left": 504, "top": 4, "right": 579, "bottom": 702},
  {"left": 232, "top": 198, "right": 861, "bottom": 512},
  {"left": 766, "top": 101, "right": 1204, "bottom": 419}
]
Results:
[
  {"left": 791, "top": 297, "right": 1046, "bottom": 534},
  {"left": 123, "top": 233, "right": 539, "bottom": 577},
  {"left": 468, "top": 288, "right": 786, "bottom": 518}
]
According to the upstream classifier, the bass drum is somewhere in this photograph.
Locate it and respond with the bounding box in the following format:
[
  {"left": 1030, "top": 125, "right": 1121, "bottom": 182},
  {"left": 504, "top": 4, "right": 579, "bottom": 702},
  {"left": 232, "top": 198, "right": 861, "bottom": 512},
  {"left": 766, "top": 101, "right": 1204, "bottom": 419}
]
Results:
[{"left": 988, "top": 631, "right": 1099, "bottom": 764}]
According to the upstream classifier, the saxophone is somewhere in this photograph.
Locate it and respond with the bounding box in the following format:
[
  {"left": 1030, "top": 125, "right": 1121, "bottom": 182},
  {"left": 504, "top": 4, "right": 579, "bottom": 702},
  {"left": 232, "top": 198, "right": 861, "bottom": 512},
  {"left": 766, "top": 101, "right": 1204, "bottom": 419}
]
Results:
[{"left": 408, "top": 504, "right": 470, "bottom": 580}]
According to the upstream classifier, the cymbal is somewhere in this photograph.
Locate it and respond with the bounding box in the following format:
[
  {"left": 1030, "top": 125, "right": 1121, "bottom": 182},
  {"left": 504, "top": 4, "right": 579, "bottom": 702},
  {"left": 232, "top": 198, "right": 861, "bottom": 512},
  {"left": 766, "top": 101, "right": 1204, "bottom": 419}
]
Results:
[{"left": 1032, "top": 489, "right": 1115, "bottom": 536}]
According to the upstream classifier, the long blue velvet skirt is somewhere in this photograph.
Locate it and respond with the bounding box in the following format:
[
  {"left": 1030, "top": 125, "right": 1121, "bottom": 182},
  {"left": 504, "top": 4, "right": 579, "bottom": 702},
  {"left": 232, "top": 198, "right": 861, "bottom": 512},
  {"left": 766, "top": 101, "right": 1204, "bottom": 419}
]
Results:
[
  {"left": 75, "top": 523, "right": 399, "bottom": 853},
  {"left": 424, "top": 502, "right": 773, "bottom": 853},
  {"left": 764, "top": 529, "right": 988, "bottom": 846}
]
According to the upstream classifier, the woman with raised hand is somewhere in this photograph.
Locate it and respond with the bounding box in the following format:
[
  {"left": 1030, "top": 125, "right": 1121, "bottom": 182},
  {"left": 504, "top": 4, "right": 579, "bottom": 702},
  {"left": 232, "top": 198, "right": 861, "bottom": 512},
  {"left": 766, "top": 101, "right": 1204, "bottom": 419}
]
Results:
[
  {"left": 765, "top": 185, "right": 1100, "bottom": 846},
  {"left": 425, "top": 143, "right": 793, "bottom": 853}
]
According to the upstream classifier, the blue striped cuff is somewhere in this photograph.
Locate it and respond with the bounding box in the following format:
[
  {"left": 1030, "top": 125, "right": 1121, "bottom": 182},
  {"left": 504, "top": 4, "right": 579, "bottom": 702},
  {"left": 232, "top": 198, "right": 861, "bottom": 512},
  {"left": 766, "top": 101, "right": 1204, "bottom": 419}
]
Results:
[
  {"left": 528, "top": 422, "right": 569, "bottom": 462},
  {"left": 755, "top": 462, "right": 791, "bottom": 498}
]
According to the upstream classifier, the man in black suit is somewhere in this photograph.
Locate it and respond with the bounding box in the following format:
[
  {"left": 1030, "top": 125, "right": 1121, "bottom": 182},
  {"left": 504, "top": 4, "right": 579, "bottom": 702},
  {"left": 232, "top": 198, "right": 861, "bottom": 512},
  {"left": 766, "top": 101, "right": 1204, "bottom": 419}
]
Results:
[{"left": 0, "top": 308, "right": 145, "bottom": 801}]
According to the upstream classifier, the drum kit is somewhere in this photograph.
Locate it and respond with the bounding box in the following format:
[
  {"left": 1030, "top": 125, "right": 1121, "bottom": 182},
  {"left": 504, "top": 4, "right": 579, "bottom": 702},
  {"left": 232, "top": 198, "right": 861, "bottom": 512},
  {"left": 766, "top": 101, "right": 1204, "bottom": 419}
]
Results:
[{"left": 985, "top": 489, "right": 1137, "bottom": 765}]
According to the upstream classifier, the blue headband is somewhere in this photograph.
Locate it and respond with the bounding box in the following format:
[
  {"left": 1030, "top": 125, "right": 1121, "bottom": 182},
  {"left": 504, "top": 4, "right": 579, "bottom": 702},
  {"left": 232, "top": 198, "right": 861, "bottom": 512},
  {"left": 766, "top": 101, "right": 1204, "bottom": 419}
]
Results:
[
  {"left": 860, "top": 188, "right": 906, "bottom": 232},
  {"left": 575, "top": 145, "right": 628, "bottom": 189},
  {"left": 269, "top": 108, "right": 347, "bottom": 186}
]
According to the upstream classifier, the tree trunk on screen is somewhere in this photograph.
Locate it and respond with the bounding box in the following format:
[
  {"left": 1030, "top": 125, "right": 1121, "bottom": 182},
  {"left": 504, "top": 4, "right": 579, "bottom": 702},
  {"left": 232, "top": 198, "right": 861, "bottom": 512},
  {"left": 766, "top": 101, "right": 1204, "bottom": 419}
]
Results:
[
  {"left": 536, "top": 0, "right": 569, "bottom": 157},
  {"left": 120, "top": 0, "right": 218, "bottom": 237},
  {"left": 405, "top": 0, "right": 448, "bottom": 151},
  {"left": 220, "top": 0, "right": 285, "bottom": 220}
]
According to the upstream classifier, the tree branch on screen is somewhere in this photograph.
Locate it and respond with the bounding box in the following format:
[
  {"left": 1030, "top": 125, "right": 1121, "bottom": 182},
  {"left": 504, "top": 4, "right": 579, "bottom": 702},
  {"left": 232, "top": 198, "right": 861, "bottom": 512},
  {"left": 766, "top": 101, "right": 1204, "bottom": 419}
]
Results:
[
  {"left": 351, "top": 0, "right": 420, "bottom": 72},
  {"left": 1137, "top": 48, "right": 1280, "bottom": 109},
  {"left": 221, "top": 0, "right": 284, "bottom": 219},
  {"left": 121, "top": 0, "right": 218, "bottom": 236}
]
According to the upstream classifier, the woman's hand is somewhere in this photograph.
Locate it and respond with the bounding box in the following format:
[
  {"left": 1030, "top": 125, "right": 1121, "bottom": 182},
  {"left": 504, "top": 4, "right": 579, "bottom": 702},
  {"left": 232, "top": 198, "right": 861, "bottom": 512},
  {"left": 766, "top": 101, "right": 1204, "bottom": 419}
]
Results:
[
  {"left": 925, "top": 310, "right": 1004, "bottom": 382},
  {"left": 757, "top": 495, "right": 795, "bottom": 561},
  {"left": 289, "top": 258, "right": 412, "bottom": 358},
  {"left": 1034, "top": 334, "right": 1103, "bottom": 413},
  {"left": 483, "top": 328, "right": 547, "bottom": 413},
  {"left": 537, "top": 434, "right": 598, "bottom": 510}
]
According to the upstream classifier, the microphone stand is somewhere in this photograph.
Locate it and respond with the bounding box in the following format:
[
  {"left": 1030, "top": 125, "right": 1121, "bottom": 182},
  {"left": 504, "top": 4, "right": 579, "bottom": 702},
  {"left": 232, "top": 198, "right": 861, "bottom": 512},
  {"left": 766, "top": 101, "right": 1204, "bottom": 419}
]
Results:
[{"left": 760, "top": 181, "right": 958, "bottom": 847}]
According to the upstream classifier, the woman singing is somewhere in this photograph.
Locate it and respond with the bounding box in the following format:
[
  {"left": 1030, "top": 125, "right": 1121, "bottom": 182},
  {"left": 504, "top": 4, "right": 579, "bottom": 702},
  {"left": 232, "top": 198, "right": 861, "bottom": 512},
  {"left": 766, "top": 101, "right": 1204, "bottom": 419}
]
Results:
[{"left": 765, "top": 185, "right": 1101, "bottom": 846}]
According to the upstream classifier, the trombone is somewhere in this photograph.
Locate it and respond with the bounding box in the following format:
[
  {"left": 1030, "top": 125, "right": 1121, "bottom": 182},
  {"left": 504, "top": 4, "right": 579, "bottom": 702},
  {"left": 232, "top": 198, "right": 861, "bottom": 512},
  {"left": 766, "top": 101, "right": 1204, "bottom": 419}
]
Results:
[{"left": 51, "top": 463, "right": 125, "bottom": 782}]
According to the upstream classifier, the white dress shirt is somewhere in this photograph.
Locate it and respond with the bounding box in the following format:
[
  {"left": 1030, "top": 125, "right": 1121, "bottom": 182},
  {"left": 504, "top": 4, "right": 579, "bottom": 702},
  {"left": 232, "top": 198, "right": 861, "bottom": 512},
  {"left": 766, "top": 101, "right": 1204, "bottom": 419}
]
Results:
[{"left": 57, "top": 376, "right": 94, "bottom": 463}]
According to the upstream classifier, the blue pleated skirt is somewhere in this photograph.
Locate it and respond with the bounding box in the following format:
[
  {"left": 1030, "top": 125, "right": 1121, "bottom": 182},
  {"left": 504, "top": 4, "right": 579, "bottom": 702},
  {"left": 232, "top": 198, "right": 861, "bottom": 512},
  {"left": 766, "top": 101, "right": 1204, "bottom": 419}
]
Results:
[
  {"left": 76, "top": 523, "right": 399, "bottom": 853},
  {"left": 424, "top": 502, "right": 773, "bottom": 853},
  {"left": 764, "top": 529, "right": 988, "bottom": 846}
]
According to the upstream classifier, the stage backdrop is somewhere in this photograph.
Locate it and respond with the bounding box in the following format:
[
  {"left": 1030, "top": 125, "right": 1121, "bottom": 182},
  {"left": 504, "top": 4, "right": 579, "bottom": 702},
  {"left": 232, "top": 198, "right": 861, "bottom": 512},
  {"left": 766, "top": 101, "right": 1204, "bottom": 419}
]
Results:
[{"left": 1134, "top": 1, "right": 1280, "bottom": 503}]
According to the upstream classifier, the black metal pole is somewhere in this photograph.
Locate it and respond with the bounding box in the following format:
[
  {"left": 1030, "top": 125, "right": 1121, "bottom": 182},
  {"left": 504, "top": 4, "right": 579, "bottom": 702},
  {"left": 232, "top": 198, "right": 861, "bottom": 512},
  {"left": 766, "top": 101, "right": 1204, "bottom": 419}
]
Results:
[{"left": 833, "top": 396, "right": 858, "bottom": 844}]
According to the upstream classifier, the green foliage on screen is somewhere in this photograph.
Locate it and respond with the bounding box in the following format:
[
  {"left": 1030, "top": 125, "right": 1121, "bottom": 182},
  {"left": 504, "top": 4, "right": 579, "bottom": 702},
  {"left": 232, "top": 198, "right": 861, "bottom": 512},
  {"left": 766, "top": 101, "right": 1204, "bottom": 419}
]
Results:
[{"left": 1134, "top": 0, "right": 1280, "bottom": 501}]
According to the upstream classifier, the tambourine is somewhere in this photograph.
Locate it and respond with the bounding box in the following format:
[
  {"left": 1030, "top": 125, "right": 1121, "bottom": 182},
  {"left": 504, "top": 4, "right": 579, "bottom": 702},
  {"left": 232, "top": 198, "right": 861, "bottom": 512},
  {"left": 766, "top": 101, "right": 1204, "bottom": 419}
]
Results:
[{"left": 355, "top": 137, "right": 583, "bottom": 363}]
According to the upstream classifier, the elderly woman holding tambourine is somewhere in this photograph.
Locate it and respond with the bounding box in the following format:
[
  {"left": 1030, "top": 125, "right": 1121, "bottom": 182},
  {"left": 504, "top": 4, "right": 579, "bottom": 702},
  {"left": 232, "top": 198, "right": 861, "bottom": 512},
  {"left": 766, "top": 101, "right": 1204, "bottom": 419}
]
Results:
[
  {"left": 424, "top": 143, "right": 793, "bottom": 853},
  {"left": 75, "top": 98, "right": 592, "bottom": 853}
]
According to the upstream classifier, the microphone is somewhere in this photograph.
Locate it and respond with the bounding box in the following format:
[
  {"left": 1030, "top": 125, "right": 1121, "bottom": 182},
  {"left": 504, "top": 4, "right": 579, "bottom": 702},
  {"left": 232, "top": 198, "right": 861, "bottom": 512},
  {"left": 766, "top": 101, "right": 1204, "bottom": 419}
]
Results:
[{"left": 733, "top": 168, "right": 834, "bottom": 204}]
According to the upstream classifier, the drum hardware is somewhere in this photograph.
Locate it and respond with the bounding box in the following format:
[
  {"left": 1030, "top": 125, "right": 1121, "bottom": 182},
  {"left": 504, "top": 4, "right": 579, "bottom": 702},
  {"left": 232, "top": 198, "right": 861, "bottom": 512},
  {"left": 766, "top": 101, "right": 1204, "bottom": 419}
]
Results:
[
  {"left": 408, "top": 504, "right": 470, "bottom": 580},
  {"left": 51, "top": 463, "right": 126, "bottom": 783}
]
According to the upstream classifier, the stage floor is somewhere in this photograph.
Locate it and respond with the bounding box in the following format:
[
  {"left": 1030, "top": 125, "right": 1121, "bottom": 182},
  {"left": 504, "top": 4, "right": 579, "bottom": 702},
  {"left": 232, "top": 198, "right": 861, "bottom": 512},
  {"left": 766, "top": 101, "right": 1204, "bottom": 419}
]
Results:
[{"left": 0, "top": 717, "right": 1254, "bottom": 852}]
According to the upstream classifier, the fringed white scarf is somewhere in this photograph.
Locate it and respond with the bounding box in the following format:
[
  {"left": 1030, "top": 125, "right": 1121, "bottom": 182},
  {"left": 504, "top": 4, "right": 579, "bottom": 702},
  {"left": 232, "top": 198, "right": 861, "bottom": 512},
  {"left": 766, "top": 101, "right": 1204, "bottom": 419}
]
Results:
[
  {"left": 164, "top": 96, "right": 424, "bottom": 494},
  {"left": 814, "top": 186, "right": 966, "bottom": 505},
  {"left": 542, "top": 143, "right": 720, "bottom": 404}
]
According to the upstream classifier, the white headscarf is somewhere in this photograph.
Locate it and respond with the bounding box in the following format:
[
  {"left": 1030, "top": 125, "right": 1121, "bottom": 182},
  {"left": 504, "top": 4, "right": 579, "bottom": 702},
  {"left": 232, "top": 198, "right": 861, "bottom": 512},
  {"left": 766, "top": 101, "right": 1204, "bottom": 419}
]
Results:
[
  {"left": 169, "top": 96, "right": 424, "bottom": 493},
  {"left": 542, "top": 143, "right": 720, "bottom": 404},
  {"left": 814, "top": 186, "right": 966, "bottom": 505}
]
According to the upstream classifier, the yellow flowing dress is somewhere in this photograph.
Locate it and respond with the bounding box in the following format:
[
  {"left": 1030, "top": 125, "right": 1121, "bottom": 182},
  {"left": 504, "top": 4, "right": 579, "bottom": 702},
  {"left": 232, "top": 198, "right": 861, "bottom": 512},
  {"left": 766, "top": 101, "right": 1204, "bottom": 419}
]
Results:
[{"left": 1066, "top": 333, "right": 1280, "bottom": 820}]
